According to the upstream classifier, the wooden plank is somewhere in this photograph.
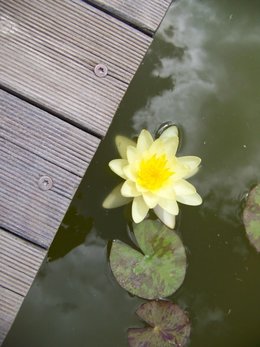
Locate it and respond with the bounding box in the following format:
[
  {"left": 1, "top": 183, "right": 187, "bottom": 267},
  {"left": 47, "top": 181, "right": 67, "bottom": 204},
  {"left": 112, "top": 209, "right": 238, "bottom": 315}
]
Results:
[
  {"left": 0, "top": 229, "right": 46, "bottom": 344},
  {"left": 88, "top": 0, "right": 172, "bottom": 33},
  {"left": 0, "top": 90, "right": 100, "bottom": 247},
  {"left": 0, "top": 0, "right": 152, "bottom": 135},
  {"left": 0, "top": 287, "right": 23, "bottom": 345},
  {"left": 0, "top": 90, "right": 100, "bottom": 176},
  {"left": 0, "top": 229, "right": 46, "bottom": 296}
]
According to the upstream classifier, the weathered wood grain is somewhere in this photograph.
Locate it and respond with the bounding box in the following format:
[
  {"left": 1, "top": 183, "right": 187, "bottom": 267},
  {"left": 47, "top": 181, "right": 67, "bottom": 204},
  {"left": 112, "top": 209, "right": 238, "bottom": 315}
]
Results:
[
  {"left": 0, "top": 229, "right": 46, "bottom": 296},
  {"left": 0, "top": 0, "right": 152, "bottom": 135},
  {"left": 88, "top": 0, "right": 172, "bottom": 33},
  {"left": 0, "top": 229, "right": 46, "bottom": 344},
  {"left": 0, "top": 287, "right": 22, "bottom": 345},
  {"left": 0, "top": 90, "right": 100, "bottom": 247},
  {"left": 0, "top": 90, "right": 100, "bottom": 177}
]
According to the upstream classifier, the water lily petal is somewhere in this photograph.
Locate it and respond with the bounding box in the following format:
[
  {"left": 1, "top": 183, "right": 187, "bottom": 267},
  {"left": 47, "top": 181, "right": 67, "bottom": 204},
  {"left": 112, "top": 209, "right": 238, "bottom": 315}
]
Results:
[
  {"left": 136, "top": 182, "right": 149, "bottom": 193},
  {"left": 124, "top": 165, "right": 137, "bottom": 181},
  {"left": 163, "top": 137, "right": 179, "bottom": 157},
  {"left": 176, "top": 192, "right": 202, "bottom": 206},
  {"left": 103, "top": 184, "right": 132, "bottom": 209},
  {"left": 151, "top": 137, "right": 179, "bottom": 157},
  {"left": 178, "top": 155, "right": 201, "bottom": 168},
  {"left": 177, "top": 156, "right": 201, "bottom": 179},
  {"left": 132, "top": 196, "right": 149, "bottom": 223},
  {"left": 109, "top": 159, "right": 128, "bottom": 179},
  {"left": 157, "top": 185, "right": 176, "bottom": 200},
  {"left": 115, "top": 135, "right": 136, "bottom": 159},
  {"left": 149, "top": 139, "right": 164, "bottom": 155},
  {"left": 121, "top": 180, "right": 140, "bottom": 197},
  {"left": 169, "top": 160, "right": 189, "bottom": 181},
  {"left": 159, "top": 198, "right": 179, "bottom": 215},
  {"left": 183, "top": 166, "right": 199, "bottom": 179},
  {"left": 142, "top": 192, "right": 158, "bottom": 209},
  {"left": 127, "top": 145, "right": 139, "bottom": 164},
  {"left": 159, "top": 125, "right": 178, "bottom": 140},
  {"left": 174, "top": 179, "right": 196, "bottom": 196},
  {"left": 153, "top": 205, "right": 176, "bottom": 229},
  {"left": 137, "top": 130, "right": 153, "bottom": 152}
]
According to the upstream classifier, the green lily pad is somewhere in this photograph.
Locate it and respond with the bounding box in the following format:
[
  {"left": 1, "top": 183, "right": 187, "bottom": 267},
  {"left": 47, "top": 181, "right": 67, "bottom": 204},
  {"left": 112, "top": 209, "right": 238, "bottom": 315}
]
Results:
[
  {"left": 128, "top": 300, "right": 190, "bottom": 347},
  {"left": 110, "top": 220, "right": 186, "bottom": 299},
  {"left": 243, "top": 184, "right": 260, "bottom": 252}
]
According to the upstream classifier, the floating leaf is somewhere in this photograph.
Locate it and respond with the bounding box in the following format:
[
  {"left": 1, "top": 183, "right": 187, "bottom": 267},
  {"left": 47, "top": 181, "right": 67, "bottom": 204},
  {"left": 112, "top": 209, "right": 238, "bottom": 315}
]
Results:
[
  {"left": 110, "top": 220, "right": 186, "bottom": 299},
  {"left": 128, "top": 300, "right": 190, "bottom": 347},
  {"left": 243, "top": 184, "right": 260, "bottom": 252}
]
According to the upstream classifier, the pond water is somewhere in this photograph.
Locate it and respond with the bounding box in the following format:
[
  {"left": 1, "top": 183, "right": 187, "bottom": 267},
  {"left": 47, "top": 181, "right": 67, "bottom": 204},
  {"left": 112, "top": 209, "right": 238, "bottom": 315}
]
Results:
[{"left": 3, "top": 0, "right": 260, "bottom": 346}]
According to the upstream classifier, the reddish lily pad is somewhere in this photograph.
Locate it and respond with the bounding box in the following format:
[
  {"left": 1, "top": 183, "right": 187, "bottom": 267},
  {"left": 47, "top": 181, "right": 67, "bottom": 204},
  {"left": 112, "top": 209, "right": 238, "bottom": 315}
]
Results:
[
  {"left": 128, "top": 300, "right": 190, "bottom": 347},
  {"left": 110, "top": 220, "right": 186, "bottom": 299},
  {"left": 243, "top": 184, "right": 260, "bottom": 252}
]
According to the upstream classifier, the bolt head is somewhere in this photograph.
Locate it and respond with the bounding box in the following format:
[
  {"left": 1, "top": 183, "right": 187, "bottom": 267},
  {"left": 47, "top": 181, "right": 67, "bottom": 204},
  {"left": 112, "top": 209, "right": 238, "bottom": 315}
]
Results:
[
  {"left": 38, "top": 175, "right": 53, "bottom": 191},
  {"left": 94, "top": 63, "right": 108, "bottom": 77}
]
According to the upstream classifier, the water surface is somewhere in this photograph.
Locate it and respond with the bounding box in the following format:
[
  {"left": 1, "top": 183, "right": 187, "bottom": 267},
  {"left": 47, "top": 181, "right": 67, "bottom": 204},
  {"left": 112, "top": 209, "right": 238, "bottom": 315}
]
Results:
[{"left": 3, "top": 0, "right": 260, "bottom": 346}]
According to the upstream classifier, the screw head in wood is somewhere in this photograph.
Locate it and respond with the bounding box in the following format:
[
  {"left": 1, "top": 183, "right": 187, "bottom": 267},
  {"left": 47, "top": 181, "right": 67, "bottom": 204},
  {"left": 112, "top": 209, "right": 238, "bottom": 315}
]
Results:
[
  {"left": 38, "top": 175, "right": 53, "bottom": 191},
  {"left": 94, "top": 63, "right": 108, "bottom": 77}
]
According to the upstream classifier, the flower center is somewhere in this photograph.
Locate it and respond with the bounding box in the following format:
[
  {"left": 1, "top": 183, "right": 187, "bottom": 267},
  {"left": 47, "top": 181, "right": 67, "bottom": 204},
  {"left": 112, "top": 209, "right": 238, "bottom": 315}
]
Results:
[{"left": 137, "top": 154, "right": 173, "bottom": 191}]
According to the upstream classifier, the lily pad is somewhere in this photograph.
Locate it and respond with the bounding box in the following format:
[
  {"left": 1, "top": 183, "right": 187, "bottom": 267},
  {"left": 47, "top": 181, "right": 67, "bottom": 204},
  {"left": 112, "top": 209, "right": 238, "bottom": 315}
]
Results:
[
  {"left": 243, "top": 184, "right": 260, "bottom": 252},
  {"left": 128, "top": 300, "right": 190, "bottom": 347},
  {"left": 110, "top": 220, "right": 186, "bottom": 299}
]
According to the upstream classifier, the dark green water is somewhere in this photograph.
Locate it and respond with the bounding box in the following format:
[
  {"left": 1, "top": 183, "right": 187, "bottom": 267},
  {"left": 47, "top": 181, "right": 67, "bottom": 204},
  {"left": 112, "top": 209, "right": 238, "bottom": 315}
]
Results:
[{"left": 4, "top": 0, "right": 260, "bottom": 346}]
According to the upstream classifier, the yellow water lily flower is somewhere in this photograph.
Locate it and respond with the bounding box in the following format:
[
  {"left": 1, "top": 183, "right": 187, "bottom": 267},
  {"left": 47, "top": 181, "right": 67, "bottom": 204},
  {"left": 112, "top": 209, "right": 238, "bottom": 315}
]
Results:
[{"left": 103, "top": 126, "right": 202, "bottom": 229}]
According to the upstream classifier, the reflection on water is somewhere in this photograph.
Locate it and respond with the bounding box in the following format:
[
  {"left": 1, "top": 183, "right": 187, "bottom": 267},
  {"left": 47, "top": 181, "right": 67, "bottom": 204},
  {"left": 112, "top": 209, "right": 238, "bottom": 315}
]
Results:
[
  {"left": 133, "top": 0, "right": 260, "bottom": 229},
  {"left": 47, "top": 207, "right": 93, "bottom": 261},
  {"left": 3, "top": 0, "right": 260, "bottom": 346},
  {"left": 133, "top": 0, "right": 218, "bottom": 139}
]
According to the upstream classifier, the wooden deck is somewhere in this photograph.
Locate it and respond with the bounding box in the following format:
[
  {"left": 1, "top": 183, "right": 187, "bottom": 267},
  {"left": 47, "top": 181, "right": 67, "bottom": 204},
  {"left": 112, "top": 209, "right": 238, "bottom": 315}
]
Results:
[{"left": 0, "top": 0, "right": 171, "bottom": 344}]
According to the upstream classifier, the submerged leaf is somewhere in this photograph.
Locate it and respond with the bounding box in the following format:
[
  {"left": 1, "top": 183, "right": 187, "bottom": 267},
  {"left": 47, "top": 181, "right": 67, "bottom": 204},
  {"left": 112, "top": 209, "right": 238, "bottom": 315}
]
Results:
[
  {"left": 110, "top": 220, "right": 186, "bottom": 299},
  {"left": 128, "top": 300, "right": 190, "bottom": 347},
  {"left": 243, "top": 184, "right": 260, "bottom": 252}
]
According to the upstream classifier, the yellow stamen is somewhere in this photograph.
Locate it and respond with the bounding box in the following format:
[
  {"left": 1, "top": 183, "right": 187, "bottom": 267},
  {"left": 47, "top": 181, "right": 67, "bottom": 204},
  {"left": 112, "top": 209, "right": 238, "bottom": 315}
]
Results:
[{"left": 137, "top": 154, "right": 173, "bottom": 191}]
